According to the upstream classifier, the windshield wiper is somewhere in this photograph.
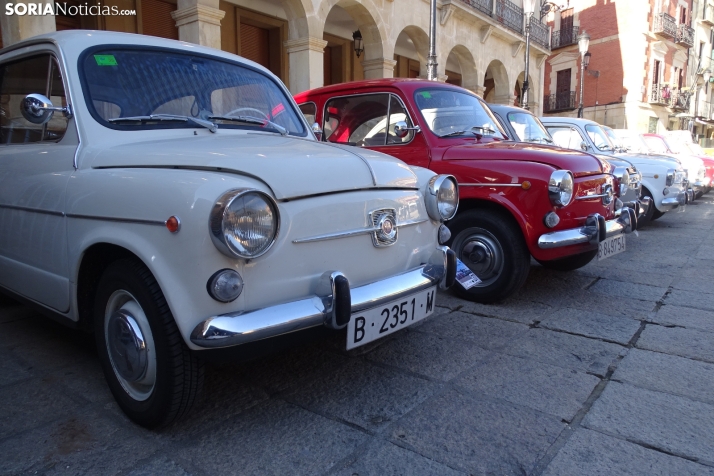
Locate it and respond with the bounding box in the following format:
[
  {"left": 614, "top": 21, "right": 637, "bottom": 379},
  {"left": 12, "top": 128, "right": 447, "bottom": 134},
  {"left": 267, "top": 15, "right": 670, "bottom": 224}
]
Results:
[
  {"left": 526, "top": 137, "right": 554, "bottom": 144},
  {"left": 439, "top": 125, "right": 498, "bottom": 138},
  {"left": 439, "top": 130, "right": 473, "bottom": 138},
  {"left": 108, "top": 114, "right": 217, "bottom": 133},
  {"left": 208, "top": 115, "right": 288, "bottom": 136}
]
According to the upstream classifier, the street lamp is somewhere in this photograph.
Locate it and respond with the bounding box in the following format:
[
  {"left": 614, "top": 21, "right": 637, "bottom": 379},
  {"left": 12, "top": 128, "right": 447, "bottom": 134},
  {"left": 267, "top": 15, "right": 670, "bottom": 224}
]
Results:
[
  {"left": 521, "top": 1, "right": 560, "bottom": 110},
  {"left": 352, "top": 30, "right": 364, "bottom": 58},
  {"left": 577, "top": 30, "right": 591, "bottom": 118}
]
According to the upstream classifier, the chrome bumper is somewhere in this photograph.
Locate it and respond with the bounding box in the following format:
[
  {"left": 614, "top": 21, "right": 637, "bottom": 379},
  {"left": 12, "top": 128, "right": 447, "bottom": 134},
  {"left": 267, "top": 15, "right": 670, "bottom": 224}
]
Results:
[
  {"left": 623, "top": 197, "right": 651, "bottom": 220},
  {"left": 190, "top": 247, "right": 456, "bottom": 349},
  {"left": 662, "top": 190, "right": 687, "bottom": 209},
  {"left": 537, "top": 207, "right": 635, "bottom": 249}
]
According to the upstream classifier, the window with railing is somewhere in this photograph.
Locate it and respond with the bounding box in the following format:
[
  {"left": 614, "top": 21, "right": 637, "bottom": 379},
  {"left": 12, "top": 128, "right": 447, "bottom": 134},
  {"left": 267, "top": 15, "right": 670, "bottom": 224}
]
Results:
[
  {"left": 653, "top": 12, "right": 677, "bottom": 38},
  {"left": 543, "top": 91, "right": 576, "bottom": 112},
  {"left": 676, "top": 23, "right": 695, "bottom": 46},
  {"left": 459, "top": 0, "right": 494, "bottom": 17},
  {"left": 551, "top": 25, "right": 579, "bottom": 49},
  {"left": 495, "top": 0, "right": 523, "bottom": 34},
  {"left": 530, "top": 18, "right": 549, "bottom": 48}
]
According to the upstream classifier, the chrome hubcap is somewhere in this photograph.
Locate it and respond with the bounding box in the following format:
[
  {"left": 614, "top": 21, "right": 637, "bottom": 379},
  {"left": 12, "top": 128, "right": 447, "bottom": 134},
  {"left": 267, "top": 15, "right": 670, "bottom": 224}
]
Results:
[
  {"left": 458, "top": 228, "right": 505, "bottom": 287},
  {"left": 104, "top": 290, "right": 156, "bottom": 401}
]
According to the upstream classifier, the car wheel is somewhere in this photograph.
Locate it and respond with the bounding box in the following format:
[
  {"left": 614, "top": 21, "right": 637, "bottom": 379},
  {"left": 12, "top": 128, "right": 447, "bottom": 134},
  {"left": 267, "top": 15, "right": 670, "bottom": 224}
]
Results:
[
  {"left": 651, "top": 208, "right": 665, "bottom": 220},
  {"left": 638, "top": 187, "right": 656, "bottom": 226},
  {"left": 535, "top": 249, "right": 598, "bottom": 271},
  {"left": 94, "top": 259, "right": 204, "bottom": 429},
  {"left": 447, "top": 209, "right": 530, "bottom": 303}
]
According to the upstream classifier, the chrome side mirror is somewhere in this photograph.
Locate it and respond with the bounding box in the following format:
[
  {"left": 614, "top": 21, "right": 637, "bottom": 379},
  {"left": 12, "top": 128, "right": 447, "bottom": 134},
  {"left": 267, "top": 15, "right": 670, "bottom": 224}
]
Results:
[
  {"left": 580, "top": 141, "right": 589, "bottom": 151},
  {"left": 311, "top": 122, "right": 323, "bottom": 141},
  {"left": 20, "top": 93, "right": 72, "bottom": 124},
  {"left": 393, "top": 121, "right": 420, "bottom": 138}
]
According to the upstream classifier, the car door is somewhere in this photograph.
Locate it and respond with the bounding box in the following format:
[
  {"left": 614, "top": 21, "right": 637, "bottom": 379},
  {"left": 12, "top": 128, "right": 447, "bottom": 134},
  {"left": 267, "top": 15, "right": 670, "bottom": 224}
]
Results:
[
  {"left": 0, "top": 51, "right": 76, "bottom": 311},
  {"left": 544, "top": 124, "right": 590, "bottom": 152},
  {"left": 321, "top": 92, "right": 431, "bottom": 169}
]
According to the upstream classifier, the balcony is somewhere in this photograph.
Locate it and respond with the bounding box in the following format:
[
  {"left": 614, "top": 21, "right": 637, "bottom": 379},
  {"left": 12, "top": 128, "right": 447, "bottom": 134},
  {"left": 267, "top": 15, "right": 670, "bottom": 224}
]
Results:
[
  {"left": 459, "top": 0, "right": 494, "bottom": 17},
  {"left": 653, "top": 12, "right": 677, "bottom": 39},
  {"left": 650, "top": 84, "right": 672, "bottom": 106},
  {"left": 670, "top": 89, "right": 690, "bottom": 111},
  {"left": 530, "top": 18, "right": 549, "bottom": 49},
  {"left": 544, "top": 91, "right": 577, "bottom": 112},
  {"left": 495, "top": 0, "right": 523, "bottom": 34},
  {"left": 702, "top": 5, "right": 714, "bottom": 25},
  {"left": 551, "top": 26, "right": 579, "bottom": 49},
  {"left": 676, "top": 24, "right": 695, "bottom": 47}
]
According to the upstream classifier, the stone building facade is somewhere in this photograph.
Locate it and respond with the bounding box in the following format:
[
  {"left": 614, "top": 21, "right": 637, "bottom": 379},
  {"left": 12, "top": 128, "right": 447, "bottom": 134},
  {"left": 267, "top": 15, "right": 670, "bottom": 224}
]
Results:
[
  {"left": 1, "top": 0, "right": 551, "bottom": 113},
  {"left": 542, "top": 0, "right": 694, "bottom": 135}
]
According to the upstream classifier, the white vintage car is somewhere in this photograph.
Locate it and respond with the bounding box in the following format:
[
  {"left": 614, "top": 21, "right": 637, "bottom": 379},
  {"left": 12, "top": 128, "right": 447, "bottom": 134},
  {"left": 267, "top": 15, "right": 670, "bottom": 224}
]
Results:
[{"left": 0, "top": 31, "right": 457, "bottom": 428}]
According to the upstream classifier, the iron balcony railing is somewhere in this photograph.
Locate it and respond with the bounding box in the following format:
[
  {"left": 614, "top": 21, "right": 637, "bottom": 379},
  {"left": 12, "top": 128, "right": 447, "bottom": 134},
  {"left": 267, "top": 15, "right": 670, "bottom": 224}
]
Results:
[
  {"left": 460, "top": 0, "right": 494, "bottom": 17},
  {"left": 544, "top": 91, "right": 577, "bottom": 112},
  {"left": 670, "top": 89, "right": 690, "bottom": 111},
  {"left": 650, "top": 84, "right": 672, "bottom": 106},
  {"left": 530, "top": 18, "right": 550, "bottom": 49},
  {"left": 496, "top": 0, "right": 523, "bottom": 34},
  {"left": 676, "top": 24, "right": 695, "bottom": 47},
  {"left": 653, "top": 12, "right": 677, "bottom": 39},
  {"left": 551, "top": 26, "right": 579, "bottom": 49}
]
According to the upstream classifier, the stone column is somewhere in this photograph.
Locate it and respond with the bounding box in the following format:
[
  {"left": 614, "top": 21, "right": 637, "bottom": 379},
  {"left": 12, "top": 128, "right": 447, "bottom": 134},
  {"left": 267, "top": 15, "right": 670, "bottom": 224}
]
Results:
[
  {"left": 493, "top": 94, "right": 518, "bottom": 106},
  {"left": 171, "top": 0, "right": 225, "bottom": 50},
  {"left": 465, "top": 85, "right": 486, "bottom": 98},
  {"left": 0, "top": 0, "right": 56, "bottom": 47},
  {"left": 361, "top": 58, "right": 398, "bottom": 80},
  {"left": 285, "top": 36, "right": 327, "bottom": 94}
]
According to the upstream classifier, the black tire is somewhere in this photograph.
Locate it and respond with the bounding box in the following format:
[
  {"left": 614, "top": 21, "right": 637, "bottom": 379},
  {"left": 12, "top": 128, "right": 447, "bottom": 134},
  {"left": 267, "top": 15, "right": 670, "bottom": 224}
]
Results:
[
  {"left": 535, "top": 249, "right": 598, "bottom": 271},
  {"left": 651, "top": 208, "right": 665, "bottom": 220},
  {"left": 94, "top": 259, "right": 204, "bottom": 429},
  {"left": 447, "top": 209, "right": 530, "bottom": 303},
  {"left": 638, "top": 187, "right": 656, "bottom": 226}
]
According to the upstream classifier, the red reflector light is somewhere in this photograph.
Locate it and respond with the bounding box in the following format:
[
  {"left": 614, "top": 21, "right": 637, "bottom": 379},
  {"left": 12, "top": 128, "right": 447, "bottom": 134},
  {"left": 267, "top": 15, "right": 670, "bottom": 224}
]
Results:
[{"left": 166, "top": 216, "right": 180, "bottom": 233}]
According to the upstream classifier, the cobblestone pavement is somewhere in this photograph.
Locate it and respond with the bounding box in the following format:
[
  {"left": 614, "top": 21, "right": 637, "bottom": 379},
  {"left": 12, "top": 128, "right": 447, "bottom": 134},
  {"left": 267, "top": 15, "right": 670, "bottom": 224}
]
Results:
[{"left": 2, "top": 196, "right": 714, "bottom": 476}]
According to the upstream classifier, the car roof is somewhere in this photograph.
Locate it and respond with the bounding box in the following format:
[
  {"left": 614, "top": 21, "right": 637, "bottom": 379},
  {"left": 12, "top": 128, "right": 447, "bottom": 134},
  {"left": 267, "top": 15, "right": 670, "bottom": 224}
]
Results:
[
  {"left": 486, "top": 104, "right": 532, "bottom": 115},
  {"left": 540, "top": 116, "right": 598, "bottom": 126},
  {"left": 294, "top": 78, "right": 471, "bottom": 100}
]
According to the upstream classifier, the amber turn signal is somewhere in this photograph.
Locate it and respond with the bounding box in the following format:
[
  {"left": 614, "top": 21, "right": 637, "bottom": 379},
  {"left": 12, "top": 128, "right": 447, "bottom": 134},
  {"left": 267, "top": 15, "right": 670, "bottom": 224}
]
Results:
[
  {"left": 166, "top": 216, "right": 181, "bottom": 233},
  {"left": 521, "top": 181, "right": 531, "bottom": 190}
]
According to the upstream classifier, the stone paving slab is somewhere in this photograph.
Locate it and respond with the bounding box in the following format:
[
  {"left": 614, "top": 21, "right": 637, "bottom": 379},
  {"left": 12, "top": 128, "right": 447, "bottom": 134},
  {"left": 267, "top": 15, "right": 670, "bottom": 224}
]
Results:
[
  {"left": 0, "top": 411, "right": 160, "bottom": 475},
  {"left": 538, "top": 307, "right": 641, "bottom": 345},
  {"left": 573, "top": 266, "right": 676, "bottom": 289},
  {"left": 365, "top": 328, "right": 491, "bottom": 381},
  {"left": 671, "top": 275, "right": 714, "bottom": 295},
  {"left": 525, "top": 288, "right": 655, "bottom": 320},
  {"left": 582, "top": 381, "right": 714, "bottom": 465},
  {"left": 456, "top": 353, "right": 600, "bottom": 422},
  {"left": 127, "top": 456, "right": 193, "bottom": 476},
  {"left": 542, "top": 428, "right": 714, "bottom": 476},
  {"left": 285, "top": 360, "right": 440, "bottom": 432},
  {"left": 415, "top": 311, "right": 529, "bottom": 351},
  {"left": 333, "top": 440, "right": 465, "bottom": 476},
  {"left": 177, "top": 399, "right": 366, "bottom": 476},
  {"left": 612, "top": 348, "right": 714, "bottom": 405},
  {"left": 648, "top": 304, "right": 714, "bottom": 333},
  {"left": 636, "top": 324, "right": 714, "bottom": 363},
  {"left": 389, "top": 388, "right": 565, "bottom": 475},
  {"left": 587, "top": 279, "right": 668, "bottom": 303},
  {"left": 447, "top": 296, "right": 553, "bottom": 325},
  {"left": 504, "top": 328, "right": 625, "bottom": 376},
  {"left": 665, "top": 289, "right": 714, "bottom": 311}
]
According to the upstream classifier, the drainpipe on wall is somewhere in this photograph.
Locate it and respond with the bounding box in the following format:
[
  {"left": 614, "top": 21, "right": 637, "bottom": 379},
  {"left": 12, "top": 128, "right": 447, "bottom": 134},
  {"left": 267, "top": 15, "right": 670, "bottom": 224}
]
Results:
[{"left": 426, "top": 0, "right": 438, "bottom": 80}]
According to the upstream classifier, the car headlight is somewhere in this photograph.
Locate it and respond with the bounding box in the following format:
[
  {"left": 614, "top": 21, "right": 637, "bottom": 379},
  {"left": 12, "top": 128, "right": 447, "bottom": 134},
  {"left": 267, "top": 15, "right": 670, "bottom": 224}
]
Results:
[
  {"left": 426, "top": 175, "right": 458, "bottom": 222},
  {"left": 548, "top": 170, "right": 574, "bottom": 207},
  {"left": 665, "top": 168, "right": 675, "bottom": 187},
  {"left": 613, "top": 166, "right": 630, "bottom": 197},
  {"left": 209, "top": 189, "right": 280, "bottom": 259}
]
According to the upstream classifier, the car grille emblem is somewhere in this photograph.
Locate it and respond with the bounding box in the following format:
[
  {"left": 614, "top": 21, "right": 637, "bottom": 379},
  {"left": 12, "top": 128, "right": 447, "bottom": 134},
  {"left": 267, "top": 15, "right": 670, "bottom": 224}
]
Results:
[{"left": 370, "top": 209, "right": 398, "bottom": 247}]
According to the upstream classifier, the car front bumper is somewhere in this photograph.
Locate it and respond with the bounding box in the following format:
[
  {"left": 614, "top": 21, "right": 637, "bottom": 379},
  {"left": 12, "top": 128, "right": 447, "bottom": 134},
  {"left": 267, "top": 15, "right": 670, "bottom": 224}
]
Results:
[
  {"left": 537, "top": 207, "right": 636, "bottom": 249},
  {"left": 190, "top": 246, "right": 456, "bottom": 349},
  {"left": 623, "top": 197, "right": 651, "bottom": 220}
]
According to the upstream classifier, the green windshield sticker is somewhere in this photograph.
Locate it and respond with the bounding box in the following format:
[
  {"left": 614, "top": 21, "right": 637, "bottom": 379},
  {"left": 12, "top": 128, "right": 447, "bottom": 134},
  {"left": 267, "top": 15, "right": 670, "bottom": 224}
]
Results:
[
  {"left": 420, "top": 91, "right": 432, "bottom": 99},
  {"left": 94, "top": 55, "right": 117, "bottom": 66}
]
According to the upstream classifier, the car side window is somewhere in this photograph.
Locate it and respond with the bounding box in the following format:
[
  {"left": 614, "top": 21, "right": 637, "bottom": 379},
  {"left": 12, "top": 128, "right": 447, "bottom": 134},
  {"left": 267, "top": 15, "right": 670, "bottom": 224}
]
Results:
[
  {"left": 324, "top": 94, "right": 389, "bottom": 146},
  {"left": 386, "top": 95, "right": 414, "bottom": 145},
  {"left": 0, "top": 54, "right": 68, "bottom": 145},
  {"left": 299, "top": 103, "right": 316, "bottom": 125},
  {"left": 546, "top": 126, "right": 586, "bottom": 150}
]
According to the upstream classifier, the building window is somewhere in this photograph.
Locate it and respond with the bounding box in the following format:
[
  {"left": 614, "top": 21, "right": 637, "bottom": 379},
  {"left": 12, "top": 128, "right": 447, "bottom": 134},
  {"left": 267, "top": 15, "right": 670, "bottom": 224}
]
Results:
[{"left": 648, "top": 117, "right": 659, "bottom": 133}]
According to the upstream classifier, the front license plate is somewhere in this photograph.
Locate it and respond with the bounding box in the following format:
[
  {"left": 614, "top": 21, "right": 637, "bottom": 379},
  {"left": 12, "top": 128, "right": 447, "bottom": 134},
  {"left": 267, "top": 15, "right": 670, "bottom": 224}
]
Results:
[
  {"left": 598, "top": 234, "right": 626, "bottom": 261},
  {"left": 346, "top": 286, "right": 437, "bottom": 350}
]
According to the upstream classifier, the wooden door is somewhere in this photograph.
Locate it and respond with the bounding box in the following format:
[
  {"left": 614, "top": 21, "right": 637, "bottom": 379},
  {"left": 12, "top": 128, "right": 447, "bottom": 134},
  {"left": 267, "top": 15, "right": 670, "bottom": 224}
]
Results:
[
  {"left": 560, "top": 8, "right": 574, "bottom": 44},
  {"left": 556, "top": 69, "right": 571, "bottom": 109}
]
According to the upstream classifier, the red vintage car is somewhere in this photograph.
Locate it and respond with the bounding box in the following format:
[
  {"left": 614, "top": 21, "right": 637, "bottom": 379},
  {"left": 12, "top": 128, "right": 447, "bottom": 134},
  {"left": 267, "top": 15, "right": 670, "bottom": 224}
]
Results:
[{"left": 295, "top": 79, "right": 635, "bottom": 303}]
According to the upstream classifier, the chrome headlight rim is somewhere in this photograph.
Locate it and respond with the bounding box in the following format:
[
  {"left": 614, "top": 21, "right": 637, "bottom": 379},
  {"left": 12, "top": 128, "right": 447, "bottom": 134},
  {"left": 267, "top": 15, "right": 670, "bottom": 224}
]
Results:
[
  {"left": 613, "top": 166, "right": 630, "bottom": 197},
  {"left": 548, "top": 170, "right": 574, "bottom": 208},
  {"left": 209, "top": 188, "right": 280, "bottom": 259},
  {"left": 426, "top": 174, "right": 459, "bottom": 222},
  {"left": 665, "top": 168, "right": 675, "bottom": 187}
]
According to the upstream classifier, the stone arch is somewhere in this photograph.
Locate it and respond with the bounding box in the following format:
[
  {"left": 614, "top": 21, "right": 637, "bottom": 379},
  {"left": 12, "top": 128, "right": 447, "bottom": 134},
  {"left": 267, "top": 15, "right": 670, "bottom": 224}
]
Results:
[
  {"left": 317, "top": 0, "right": 389, "bottom": 61},
  {"left": 445, "top": 44, "right": 479, "bottom": 92},
  {"left": 279, "top": 0, "right": 320, "bottom": 40},
  {"left": 514, "top": 71, "right": 536, "bottom": 107},
  {"left": 484, "top": 60, "right": 510, "bottom": 104},
  {"left": 392, "top": 25, "right": 430, "bottom": 78}
]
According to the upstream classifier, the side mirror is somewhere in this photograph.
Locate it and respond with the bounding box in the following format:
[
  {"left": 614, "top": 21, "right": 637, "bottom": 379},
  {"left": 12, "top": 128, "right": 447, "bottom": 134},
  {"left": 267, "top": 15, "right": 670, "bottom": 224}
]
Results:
[
  {"left": 21, "top": 93, "right": 72, "bottom": 124},
  {"left": 580, "top": 141, "right": 590, "bottom": 151},
  {"left": 393, "top": 121, "right": 420, "bottom": 138},
  {"left": 311, "top": 122, "right": 323, "bottom": 141}
]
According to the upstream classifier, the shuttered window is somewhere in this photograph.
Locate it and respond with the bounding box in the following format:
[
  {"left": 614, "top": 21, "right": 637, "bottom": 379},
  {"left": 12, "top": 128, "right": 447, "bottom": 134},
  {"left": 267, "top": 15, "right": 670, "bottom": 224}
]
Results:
[
  {"left": 240, "top": 22, "right": 270, "bottom": 68},
  {"left": 142, "top": 0, "right": 178, "bottom": 40}
]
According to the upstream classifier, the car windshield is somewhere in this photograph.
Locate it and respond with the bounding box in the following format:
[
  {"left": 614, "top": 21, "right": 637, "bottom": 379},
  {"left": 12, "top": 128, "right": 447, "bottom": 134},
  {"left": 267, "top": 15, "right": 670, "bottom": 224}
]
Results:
[
  {"left": 414, "top": 88, "right": 505, "bottom": 139},
  {"left": 615, "top": 133, "right": 650, "bottom": 154},
  {"left": 81, "top": 47, "right": 306, "bottom": 136},
  {"left": 584, "top": 124, "right": 614, "bottom": 151},
  {"left": 506, "top": 111, "right": 552, "bottom": 143},
  {"left": 643, "top": 136, "right": 672, "bottom": 154}
]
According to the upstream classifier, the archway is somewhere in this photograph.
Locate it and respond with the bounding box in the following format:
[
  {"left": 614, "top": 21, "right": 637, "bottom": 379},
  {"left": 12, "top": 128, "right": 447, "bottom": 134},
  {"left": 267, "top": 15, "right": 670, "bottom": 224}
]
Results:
[
  {"left": 393, "top": 26, "right": 430, "bottom": 79},
  {"left": 484, "top": 60, "right": 510, "bottom": 104},
  {"left": 445, "top": 45, "right": 479, "bottom": 92}
]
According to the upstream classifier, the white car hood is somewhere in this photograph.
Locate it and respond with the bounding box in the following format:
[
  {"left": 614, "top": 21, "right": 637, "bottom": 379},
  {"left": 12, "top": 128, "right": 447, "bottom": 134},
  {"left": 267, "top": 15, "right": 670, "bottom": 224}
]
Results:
[{"left": 89, "top": 133, "right": 418, "bottom": 200}]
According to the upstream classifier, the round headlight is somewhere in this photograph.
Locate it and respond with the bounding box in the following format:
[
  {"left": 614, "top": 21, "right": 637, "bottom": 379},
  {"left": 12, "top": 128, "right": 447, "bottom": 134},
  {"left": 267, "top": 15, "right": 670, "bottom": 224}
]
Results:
[
  {"left": 426, "top": 175, "right": 459, "bottom": 222},
  {"left": 665, "top": 168, "right": 675, "bottom": 187},
  {"left": 613, "top": 167, "right": 629, "bottom": 197},
  {"left": 548, "top": 170, "right": 574, "bottom": 207},
  {"left": 210, "top": 189, "right": 279, "bottom": 259}
]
